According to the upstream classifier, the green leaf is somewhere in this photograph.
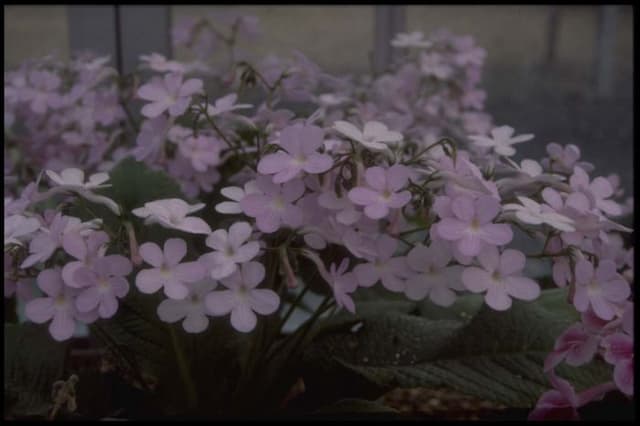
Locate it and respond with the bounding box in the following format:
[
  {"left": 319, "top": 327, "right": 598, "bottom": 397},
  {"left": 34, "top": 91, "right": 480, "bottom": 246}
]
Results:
[
  {"left": 303, "top": 289, "right": 612, "bottom": 408},
  {"left": 4, "top": 323, "right": 69, "bottom": 418}
]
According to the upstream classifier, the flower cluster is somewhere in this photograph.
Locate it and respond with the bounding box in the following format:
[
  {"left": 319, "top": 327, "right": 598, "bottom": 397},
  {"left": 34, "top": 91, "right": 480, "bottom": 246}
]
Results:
[{"left": 4, "top": 16, "right": 633, "bottom": 418}]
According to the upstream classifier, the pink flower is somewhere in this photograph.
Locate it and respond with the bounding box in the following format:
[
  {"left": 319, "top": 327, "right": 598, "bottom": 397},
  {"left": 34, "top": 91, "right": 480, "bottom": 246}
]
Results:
[
  {"left": 462, "top": 246, "right": 540, "bottom": 310},
  {"left": 136, "top": 238, "right": 205, "bottom": 299},
  {"left": 601, "top": 331, "right": 633, "bottom": 396},
  {"left": 353, "top": 234, "right": 407, "bottom": 292},
  {"left": 405, "top": 240, "right": 464, "bottom": 306},
  {"left": 73, "top": 255, "right": 133, "bottom": 319},
  {"left": 258, "top": 124, "right": 332, "bottom": 183},
  {"left": 573, "top": 259, "right": 629, "bottom": 321},
  {"left": 205, "top": 261, "right": 280, "bottom": 333},
  {"left": 25, "top": 268, "right": 83, "bottom": 341},
  {"left": 434, "top": 194, "right": 513, "bottom": 257},
  {"left": 348, "top": 165, "right": 412, "bottom": 220},
  {"left": 61, "top": 230, "right": 109, "bottom": 287},
  {"left": 157, "top": 279, "right": 216, "bottom": 333},
  {"left": 137, "top": 73, "right": 203, "bottom": 118},
  {"left": 199, "top": 222, "right": 260, "bottom": 280},
  {"left": 240, "top": 176, "right": 305, "bottom": 233},
  {"left": 544, "top": 323, "right": 600, "bottom": 371}
]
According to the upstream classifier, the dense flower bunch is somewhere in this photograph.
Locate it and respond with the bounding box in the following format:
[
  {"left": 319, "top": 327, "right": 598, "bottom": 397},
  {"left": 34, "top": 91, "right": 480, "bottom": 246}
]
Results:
[{"left": 4, "top": 16, "right": 633, "bottom": 419}]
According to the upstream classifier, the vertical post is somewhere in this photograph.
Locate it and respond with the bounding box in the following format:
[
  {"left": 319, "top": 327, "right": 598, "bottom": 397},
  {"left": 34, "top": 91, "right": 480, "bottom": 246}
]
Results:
[
  {"left": 373, "top": 5, "right": 407, "bottom": 74},
  {"left": 594, "top": 5, "right": 618, "bottom": 98},
  {"left": 544, "top": 6, "right": 561, "bottom": 67},
  {"left": 67, "top": 6, "right": 119, "bottom": 68},
  {"left": 117, "top": 5, "right": 172, "bottom": 74}
]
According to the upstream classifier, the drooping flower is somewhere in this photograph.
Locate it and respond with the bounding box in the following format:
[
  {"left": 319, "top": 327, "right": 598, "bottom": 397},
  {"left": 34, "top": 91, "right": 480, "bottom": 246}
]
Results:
[
  {"left": 240, "top": 176, "right": 305, "bottom": 233},
  {"left": 205, "top": 93, "right": 252, "bottom": 116},
  {"left": 137, "top": 73, "right": 203, "bottom": 118},
  {"left": 405, "top": 240, "right": 464, "bottom": 306},
  {"left": 503, "top": 196, "right": 575, "bottom": 232},
  {"left": 573, "top": 259, "right": 630, "bottom": 321},
  {"left": 257, "top": 124, "right": 333, "bottom": 183},
  {"left": 348, "top": 165, "right": 412, "bottom": 220},
  {"left": 462, "top": 246, "right": 540, "bottom": 311},
  {"left": 136, "top": 238, "right": 205, "bottom": 299},
  {"left": 353, "top": 234, "right": 407, "bottom": 292},
  {"left": 333, "top": 120, "right": 402, "bottom": 151},
  {"left": 157, "top": 279, "right": 216, "bottom": 333},
  {"left": 45, "top": 168, "right": 120, "bottom": 215},
  {"left": 205, "top": 261, "right": 280, "bottom": 333},
  {"left": 73, "top": 255, "right": 133, "bottom": 319},
  {"left": 434, "top": 194, "right": 513, "bottom": 257},
  {"left": 132, "top": 198, "right": 212, "bottom": 235},
  {"left": 199, "top": 222, "right": 260, "bottom": 280},
  {"left": 469, "top": 125, "right": 533, "bottom": 157}
]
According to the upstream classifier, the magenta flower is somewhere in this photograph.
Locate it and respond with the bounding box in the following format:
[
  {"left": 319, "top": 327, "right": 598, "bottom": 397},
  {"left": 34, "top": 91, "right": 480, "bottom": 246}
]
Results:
[
  {"left": 205, "top": 261, "right": 280, "bottom": 333},
  {"left": 434, "top": 194, "right": 513, "bottom": 257},
  {"left": 240, "top": 176, "right": 305, "bottom": 233},
  {"left": 157, "top": 279, "right": 216, "bottom": 333},
  {"left": 73, "top": 255, "right": 133, "bottom": 319},
  {"left": 136, "top": 238, "right": 205, "bottom": 299},
  {"left": 353, "top": 234, "right": 407, "bottom": 292},
  {"left": 405, "top": 240, "right": 464, "bottom": 306},
  {"left": 601, "top": 331, "right": 633, "bottom": 396},
  {"left": 61, "top": 230, "right": 109, "bottom": 288},
  {"left": 573, "top": 259, "right": 630, "bottom": 321},
  {"left": 199, "top": 222, "right": 260, "bottom": 280},
  {"left": 544, "top": 323, "right": 600, "bottom": 371},
  {"left": 348, "top": 165, "right": 412, "bottom": 220},
  {"left": 462, "top": 246, "right": 540, "bottom": 310},
  {"left": 257, "top": 124, "right": 332, "bottom": 183},
  {"left": 25, "top": 268, "right": 81, "bottom": 341},
  {"left": 137, "top": 73, "right": 203, "bottom": 118}
]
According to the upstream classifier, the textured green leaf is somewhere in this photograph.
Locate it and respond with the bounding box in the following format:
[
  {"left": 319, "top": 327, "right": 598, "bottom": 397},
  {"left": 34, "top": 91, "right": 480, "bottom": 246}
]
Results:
[
  {"left": 304, "top": 289, "right": 612, "bottom": 408},
  {"left": 4, "top": 323, "right": 69, "bottom": 418}
]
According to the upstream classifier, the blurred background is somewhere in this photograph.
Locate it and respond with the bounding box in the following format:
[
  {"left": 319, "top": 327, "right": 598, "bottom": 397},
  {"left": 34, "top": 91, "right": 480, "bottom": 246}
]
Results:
[{"left": 4, "top": 5, "right": 634, "bottom": 192}]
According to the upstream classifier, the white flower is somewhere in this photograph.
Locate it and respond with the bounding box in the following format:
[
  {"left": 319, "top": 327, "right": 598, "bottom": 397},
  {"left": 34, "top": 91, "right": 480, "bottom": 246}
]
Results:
[
  {"left": 205, "top": 94, "right": 252, "bottom": 117},
  {"left": 214, "top": 181, "right": 260, "bottom": 214},
  {"left": 391, "top": 31, "right": 432, "bottom": 48},
  {"left": 45, "top": 168, "right": 121, "bottom": 215},
  {"left": 503, "top": 196, "right": 575, "bottom": 232},
  {"left": 333, "top": 120, "right": 402, "bottom": 151},
  {"left": 132, "top": 198, "right": 212, "bottom": 235},
  {"left": 469, "top": 126, "right": 534, "bottom": 157},
  {"left": 4, "top": 214, "right": 41, "bottom": 246}
]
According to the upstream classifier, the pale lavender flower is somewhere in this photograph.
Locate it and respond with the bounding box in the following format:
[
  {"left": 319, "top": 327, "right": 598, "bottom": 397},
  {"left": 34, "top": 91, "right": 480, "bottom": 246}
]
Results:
[
  {"left": 140, "top": 53, "right": 187, "bottom": 74},
  {"left": 205, "top": 93, "right": 252, "bottom": 116},
  {"left": 73, "top": 255, "right": 133, "bottom": 319},
  {"left": 205, "top": 261, "right": 280, "bottom": 333},
  {"left": 573, "top": 259, "right": 630, "bottom": 321},
  {"left": 133, "top": 116, "right": 170, "bottom": 162},
  {"left": 136, "top": 238, "right": 205, "bottom": 299},
  {"left": 137, "top": 73, "right": 203, "bottom": 118},
  {"left": 25, "top": 268, "right": 81, "bottom": 341},
  {"left": 569, "top": 166, "right": 622, "bottom": 217},
  {"left": 353, "top": 234, "right": 407, "bottom": 292},
  {"left": 469, "top": 125, "right": 533, "bottom": 157},
  {"left": 391, "top": 31, "right": 432, "bottom": 48},
  {"left": 502, "top": 196, "right": 575, "bottom": 232},
  {"left": 434, "top": 194, "right": 513, "bottom": 257},
  {"left": 178, "top": 135, "right": 222, "bottom": 172},
  {"left": 462, "top": 246, "right": 540, "bottom": 310},
  {"left": 405, "top": 240, "right": 464, "bottom": 306},
  {"left": 257, "top": 124, "right": 333, "bottom": 183},
  {"left": 132, "top": 198, "right": 212, "bottom": 235},
  {"left": 61, "top": 230, "right": 109, "bottom": 288},
  {"left": 317, "top": 189, "right": 361, "bottom": 226},
  {"left": 4, "top": 214, "right": 41, "bottom": 247},
  {"left": 45, "top": 168, "right": 120, "bottom": 215},
  {"left": 215, "top": 181, "right": 260, "bottom": 214},
  {"left": 333, "top": 120, "right": 402, "bottom": 151},
  {"left": 199, "top": 222, "right": 260, "bottom": 280},
  {"left": 348, "top": 165, "right": 412, "bottom": 220},
  {"left": 326, "top": 258, "right": 358, "bottom": 314},
  {"left": 240, "top": 176, "right": 305, "bottom": 233},
  {"left": 23, "top": 70, "right": 61, "bottom": 114},
  {"left": 541, "top": 143, "right": 594, "bottom": 174},
  {"left": 157, "top": 278, "right": 216, "bottom": 333},
  {"left": 420, "top": 52, "right": 453, "bottom": 79}
]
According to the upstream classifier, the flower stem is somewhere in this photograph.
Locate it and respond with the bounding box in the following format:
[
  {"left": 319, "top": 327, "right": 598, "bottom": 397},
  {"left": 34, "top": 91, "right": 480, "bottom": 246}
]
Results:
[{"left": 168, "top": 324, "right": 198, "bottom": 410}]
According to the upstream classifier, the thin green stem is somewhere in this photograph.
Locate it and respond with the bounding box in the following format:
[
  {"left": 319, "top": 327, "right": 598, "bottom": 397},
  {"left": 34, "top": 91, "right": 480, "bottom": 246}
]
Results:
[{"left": 168, "top": 325, "right": 198, "bottom": 410}]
